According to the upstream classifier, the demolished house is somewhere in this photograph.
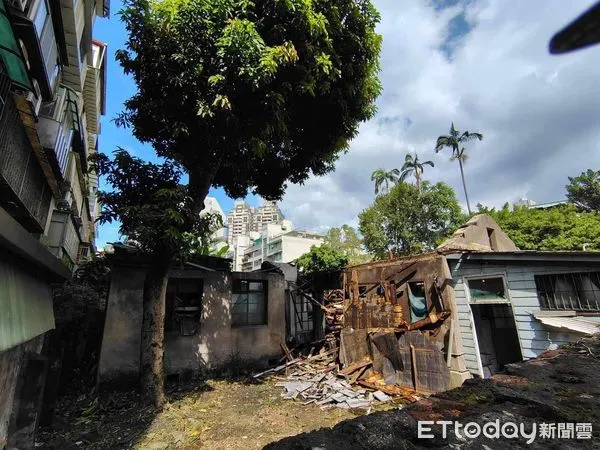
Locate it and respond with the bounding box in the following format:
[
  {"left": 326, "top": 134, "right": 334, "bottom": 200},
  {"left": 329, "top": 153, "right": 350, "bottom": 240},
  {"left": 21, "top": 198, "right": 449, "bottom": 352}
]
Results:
[{"left": 284, "top": 214, "right": 600, "bottom": 399}]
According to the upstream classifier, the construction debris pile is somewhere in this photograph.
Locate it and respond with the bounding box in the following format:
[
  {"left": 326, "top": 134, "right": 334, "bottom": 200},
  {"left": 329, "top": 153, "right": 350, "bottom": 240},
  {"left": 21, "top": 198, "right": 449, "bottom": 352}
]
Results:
[{"left": 254, "top": 336, "right": 421, "bottom": 410}]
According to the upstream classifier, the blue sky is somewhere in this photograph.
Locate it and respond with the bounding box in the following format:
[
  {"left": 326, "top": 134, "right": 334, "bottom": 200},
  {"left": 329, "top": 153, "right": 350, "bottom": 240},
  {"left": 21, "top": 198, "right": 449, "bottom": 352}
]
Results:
[{"left": 93, "top": 0, "right": 600, "bottom": 248}]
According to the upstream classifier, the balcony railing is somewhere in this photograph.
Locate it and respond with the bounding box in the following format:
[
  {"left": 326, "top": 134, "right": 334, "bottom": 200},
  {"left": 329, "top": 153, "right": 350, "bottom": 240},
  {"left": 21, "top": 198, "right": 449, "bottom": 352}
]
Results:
[{"left": 0, "top": 71, "right": 52, "bottom": 232}]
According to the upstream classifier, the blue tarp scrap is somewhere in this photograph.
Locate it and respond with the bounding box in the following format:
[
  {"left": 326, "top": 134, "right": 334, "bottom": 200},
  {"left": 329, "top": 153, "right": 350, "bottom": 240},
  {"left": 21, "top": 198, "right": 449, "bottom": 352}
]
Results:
[{"left": 408, "top": 284, "right": 428, "bottom": 323}]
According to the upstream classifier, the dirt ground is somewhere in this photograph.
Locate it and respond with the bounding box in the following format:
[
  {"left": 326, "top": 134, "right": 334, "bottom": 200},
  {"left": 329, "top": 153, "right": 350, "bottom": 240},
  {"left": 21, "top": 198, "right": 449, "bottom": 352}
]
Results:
[
  {"left": 268, "top": 336, "right": 600, "bottom": 449},
  {"left": 37, "top": 376, "right": 363, "bottom": 449}
]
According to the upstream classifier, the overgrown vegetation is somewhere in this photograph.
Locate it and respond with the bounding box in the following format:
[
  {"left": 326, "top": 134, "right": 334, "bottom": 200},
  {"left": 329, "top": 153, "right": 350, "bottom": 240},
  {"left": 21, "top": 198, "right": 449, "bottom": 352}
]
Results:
[
  {"left": 476, "top": 202, "right": 600, "bottom": 251},
  {"left": 51, "top": 257, "right": 111, "bottom": 387}
]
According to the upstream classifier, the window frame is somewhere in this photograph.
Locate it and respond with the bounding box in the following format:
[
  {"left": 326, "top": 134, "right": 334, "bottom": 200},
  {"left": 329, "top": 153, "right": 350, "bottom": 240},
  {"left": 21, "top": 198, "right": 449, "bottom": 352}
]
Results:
[
  {"left": 164, "top": 278, "right": 204, "bottom": 335},
  {"left": 534, "top": 271, "right": 600, "bottom": 312},
  {"left": 464, "top": 274, "right": 511, "bottom": 305},
  {"left": 231, "top": 279, "right": 268, "bottom": 327}
]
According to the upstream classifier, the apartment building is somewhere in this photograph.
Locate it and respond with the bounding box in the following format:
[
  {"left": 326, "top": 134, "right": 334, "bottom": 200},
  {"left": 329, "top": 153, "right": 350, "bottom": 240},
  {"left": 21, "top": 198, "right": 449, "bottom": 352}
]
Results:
[
  {"left": 226, "top": 199, "right": 285, "bottom": 244},
  {"left": 241, "top": 224, "right": 324, "bottom": 272},
  {"left": 0, "top": 0, "right": 108, "bottom": 445},
  {"left": 250, "top": 200, "right": 284, "bottom": 233},
  {"left": 226, "top": 200, "right": 253, "bottom": 244}
]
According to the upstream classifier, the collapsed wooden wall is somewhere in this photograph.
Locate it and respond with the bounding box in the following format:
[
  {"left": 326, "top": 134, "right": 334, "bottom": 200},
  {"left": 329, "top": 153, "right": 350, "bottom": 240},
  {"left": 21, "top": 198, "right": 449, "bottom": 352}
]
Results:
[{"left": 340, "top": 254, "right": 465, "bottom": 393}]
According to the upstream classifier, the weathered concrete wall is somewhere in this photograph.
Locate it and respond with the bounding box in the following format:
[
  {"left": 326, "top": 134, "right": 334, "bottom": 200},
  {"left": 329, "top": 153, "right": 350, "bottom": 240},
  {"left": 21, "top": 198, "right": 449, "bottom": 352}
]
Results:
[
  {"left": 97, "top": 267, "right": 146, "bottom": 386},
  {"left": 437, "top": 214, "right": 518, "bottom": 253},
  {"left": 98, "top": 268, "right": 286, "bottom": 387},
  {"left": 0, "top": 334, "right": 44, "bottom": 449}
]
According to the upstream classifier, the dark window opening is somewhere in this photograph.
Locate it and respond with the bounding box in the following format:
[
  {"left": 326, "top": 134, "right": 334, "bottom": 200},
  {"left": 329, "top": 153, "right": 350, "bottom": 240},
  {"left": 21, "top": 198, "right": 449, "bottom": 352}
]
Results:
[
  {"left": 487, "top": 227, "right": 496, "bottom": 250},
  {"left": 232, "top": 279, "right": 267, "bottom": 326},
  {"left": 165, "top": 279, "right": 203, "bottom": 335},
  {"left": 535, "top": 272, "right": 600, "bottom": 311},
  {"left": 467, "top": 277, "right": 506, "bottom": 301},
  {"left": 407, "top": 281, "right": 427, "bottom": 322}
]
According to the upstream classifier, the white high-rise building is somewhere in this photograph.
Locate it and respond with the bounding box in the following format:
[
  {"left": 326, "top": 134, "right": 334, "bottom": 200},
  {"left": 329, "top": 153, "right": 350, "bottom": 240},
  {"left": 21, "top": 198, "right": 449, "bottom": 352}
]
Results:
[
  {"left": 226, "top": 200, "right": 286, "bottom": 244},
  {"left": 226, "top": 201, "right": 254, "bottom": 244},
  {"left": 201, "top": 196, "right": 226, "bottom": 240}
]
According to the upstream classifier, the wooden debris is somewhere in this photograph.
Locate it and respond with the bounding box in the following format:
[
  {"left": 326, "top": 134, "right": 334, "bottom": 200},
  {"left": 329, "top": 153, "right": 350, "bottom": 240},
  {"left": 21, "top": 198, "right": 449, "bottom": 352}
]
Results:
[{"left": 339, "top": 359, "right": 372, "bottom": 376}]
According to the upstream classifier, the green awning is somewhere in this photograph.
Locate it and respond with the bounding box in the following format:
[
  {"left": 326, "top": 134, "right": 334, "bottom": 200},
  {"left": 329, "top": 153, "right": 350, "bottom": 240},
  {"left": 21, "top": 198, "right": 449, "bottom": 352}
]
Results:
[{"left": 0, "top": 0, "right": 33, "bottom": 91}]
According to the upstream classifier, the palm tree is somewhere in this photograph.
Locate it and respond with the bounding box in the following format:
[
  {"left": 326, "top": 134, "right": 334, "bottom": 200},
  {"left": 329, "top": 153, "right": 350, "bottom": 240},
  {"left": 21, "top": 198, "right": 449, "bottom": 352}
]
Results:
[
  {"left": 371, "top": 168, "right": 399, "bottom": 195},
  {"left": 435, "top": 122, "right": 483, "bottom": 215},
  {"left": 399, "top": 152, "right": 434, "bottom": 193}
]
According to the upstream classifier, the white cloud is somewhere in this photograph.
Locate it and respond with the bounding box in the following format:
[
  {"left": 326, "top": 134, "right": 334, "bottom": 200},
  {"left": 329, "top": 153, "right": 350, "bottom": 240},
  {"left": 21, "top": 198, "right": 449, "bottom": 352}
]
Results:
[{"left": 280, "top": 0, "right": 600, "bottom": 231}]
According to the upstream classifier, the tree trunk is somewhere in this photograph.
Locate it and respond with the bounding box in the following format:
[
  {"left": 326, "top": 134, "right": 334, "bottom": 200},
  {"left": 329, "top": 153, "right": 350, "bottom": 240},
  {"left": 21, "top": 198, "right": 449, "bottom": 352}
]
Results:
[
  {"left": 458, "top": 158, "right": 472, "bottom": 215},
  {"left": 416, "top": 172, "right": 421, "bottom": 194},
  {"left": 188, "top": 163, "right": 220, "bottom": 215},
  {"left": 140, "top": 252, "right": 172, "bottom": 408}
]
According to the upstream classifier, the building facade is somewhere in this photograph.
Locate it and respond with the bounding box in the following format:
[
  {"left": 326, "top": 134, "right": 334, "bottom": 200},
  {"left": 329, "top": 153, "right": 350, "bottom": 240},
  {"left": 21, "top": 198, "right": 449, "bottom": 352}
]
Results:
[
  {"left": 0, "top": 0, "right": 108, "bottom": 446},
  {"left": 241, "top": 226, "right": 323, "bottom": 272},
  {"left": 226, "top": 200, "right": 285, "bottom": 244}
]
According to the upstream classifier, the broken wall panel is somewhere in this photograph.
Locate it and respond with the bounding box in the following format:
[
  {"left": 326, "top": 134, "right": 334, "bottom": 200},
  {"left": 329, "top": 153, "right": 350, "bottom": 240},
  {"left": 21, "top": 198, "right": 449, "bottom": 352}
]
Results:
[
  {"left": 344, "top": 254, "right": 454, "bottom": 333},
  {"left": 340, "top": 253, "right": 469, "bottom": 393}
]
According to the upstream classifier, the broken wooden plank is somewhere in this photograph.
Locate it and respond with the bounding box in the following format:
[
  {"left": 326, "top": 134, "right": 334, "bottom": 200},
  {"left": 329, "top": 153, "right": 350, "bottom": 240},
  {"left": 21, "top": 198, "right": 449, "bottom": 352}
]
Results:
[
  {"left": 339, "top": 359, "right": 372, "bottom": 376},
  {"left": 280, "top": 342, "right": 294, "bottom": 362}
]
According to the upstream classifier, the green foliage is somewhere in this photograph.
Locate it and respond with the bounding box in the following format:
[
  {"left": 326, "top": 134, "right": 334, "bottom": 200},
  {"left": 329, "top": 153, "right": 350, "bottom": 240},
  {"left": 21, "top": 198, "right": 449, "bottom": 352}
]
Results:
[
  {"left": 434, "top": 122, "right": 483, "bottom": 161},
  {"left": 296, "top": 243, "right": 348, "bottom": 275},
  {"left": 359, "top": 181, "right": 465, "bottom": 258},
  {"left": 324, "top": 224, "right": 370, "bottom": 265},
  {"left": 566, "top": 169, "right": 600, "bottom": 211},
  {"left": 116, "top": 0, "right": 383, "bottom": 201},
  {"left": 435, "top": 122, "right": 483, "bottom": 214},
  {"left": 398, "top": 152, "right": 434, "bottom": 192},
  {"left": 476, "top": 203, "right": 600, "bottom": 251},
  {"left": 93, "top": 148, "right": 216, "bottom": 257},
  {"left": 53, "top": 258, "right": 111, "bottom": 326},
  {"left": 371, "top": 168, "right": 399, "bottom": 195}
]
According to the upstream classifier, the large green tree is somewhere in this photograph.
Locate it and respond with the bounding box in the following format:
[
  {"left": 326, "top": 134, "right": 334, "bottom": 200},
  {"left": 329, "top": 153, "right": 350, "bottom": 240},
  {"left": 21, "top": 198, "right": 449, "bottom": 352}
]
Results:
[
  {"left": 477, "top": 202, "right": 600, "bottom": 251},
  {"left": 566, "top": 169, "right": 600, "bottom": 211},
  {"left": 324, "top": 224, "right": 370, "bottom": 265},
  {"left": 115, "top": 0, "right": 382, "bottom": 405},
  {"left": 398, "top": 152, "right": 434, "bottom": 193},
  {"left": 359, "top": 181, "right": 465, "bottom": 258},
  {"left": 435, "top": 123, "right": 483, "bottom": 215}
]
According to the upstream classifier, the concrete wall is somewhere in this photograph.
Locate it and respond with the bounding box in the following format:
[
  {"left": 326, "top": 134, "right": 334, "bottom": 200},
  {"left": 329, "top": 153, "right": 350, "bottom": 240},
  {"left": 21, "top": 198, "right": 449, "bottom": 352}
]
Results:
[
  {"left": 450, "top": 258, "right": 599, "bottom": 377},
  {"left": 281, "top": 235, "right": 323, "bottom": 262},
  {"left": 0, "top": 334, "right": 45, "bottom": 449},
  {"left": 98, "top": 268, "right": 286, "bottom": 386},
  {"left": 438, "top": 214, "right": 518, "bottom": 252}
]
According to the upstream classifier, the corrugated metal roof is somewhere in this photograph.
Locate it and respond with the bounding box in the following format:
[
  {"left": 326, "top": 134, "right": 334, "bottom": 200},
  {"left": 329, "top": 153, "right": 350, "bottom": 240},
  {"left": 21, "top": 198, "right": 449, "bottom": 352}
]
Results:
[{"left": 534, "top": 315, "right": 600, "bottom": 335}]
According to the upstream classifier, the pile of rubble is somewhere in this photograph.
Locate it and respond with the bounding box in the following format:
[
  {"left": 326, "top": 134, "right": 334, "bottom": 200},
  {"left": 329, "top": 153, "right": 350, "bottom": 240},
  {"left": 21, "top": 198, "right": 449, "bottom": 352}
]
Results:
[
  {"left": 275, "top": 372, "right": 393, "bottom": 410},
  {"left": 254, "top": 338, "right": 420, "bottom": 411}
]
